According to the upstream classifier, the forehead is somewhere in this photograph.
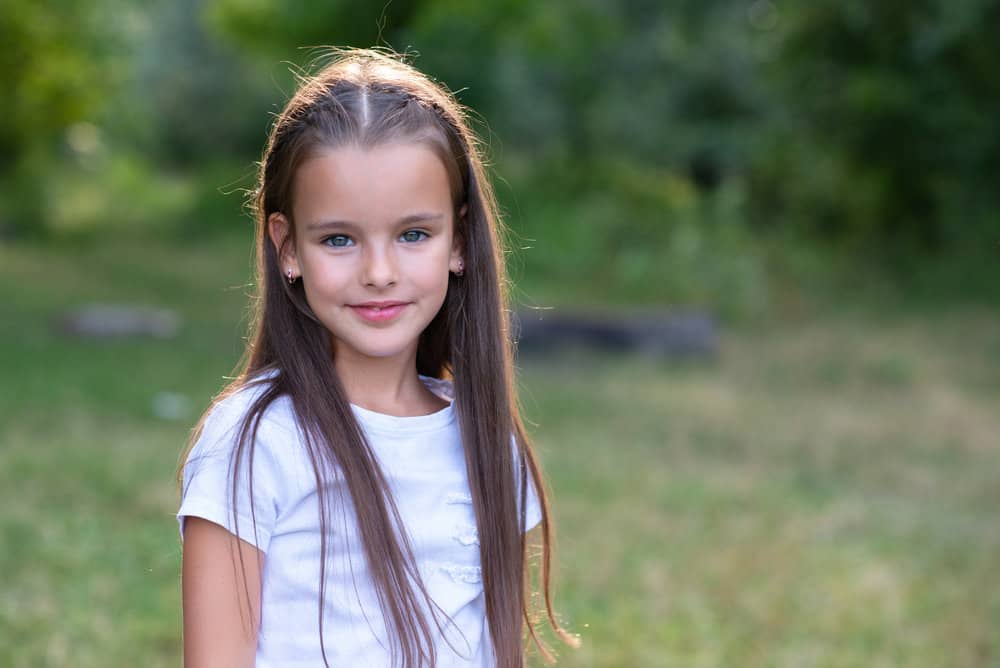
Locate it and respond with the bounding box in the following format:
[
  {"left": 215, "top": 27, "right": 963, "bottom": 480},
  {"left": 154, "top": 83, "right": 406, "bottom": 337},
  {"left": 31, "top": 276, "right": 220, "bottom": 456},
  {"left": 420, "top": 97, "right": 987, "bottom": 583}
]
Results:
[{"left": 291, "top": 144, "right": 453, "bottom": 227}]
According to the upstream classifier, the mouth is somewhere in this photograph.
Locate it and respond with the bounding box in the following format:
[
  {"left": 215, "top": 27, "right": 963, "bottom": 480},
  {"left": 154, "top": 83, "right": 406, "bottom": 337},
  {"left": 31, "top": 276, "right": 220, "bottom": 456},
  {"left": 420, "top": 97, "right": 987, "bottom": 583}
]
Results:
[{"left": 348, "top": 301, "right": 411, "bottom": 323}]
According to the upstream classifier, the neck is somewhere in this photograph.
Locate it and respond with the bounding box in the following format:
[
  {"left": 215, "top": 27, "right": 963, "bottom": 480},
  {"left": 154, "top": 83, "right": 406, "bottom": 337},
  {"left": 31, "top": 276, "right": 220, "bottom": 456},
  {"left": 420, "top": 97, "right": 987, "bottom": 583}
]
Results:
[{"left": 332, "top": 344, "right": 445, "bottom": 417}]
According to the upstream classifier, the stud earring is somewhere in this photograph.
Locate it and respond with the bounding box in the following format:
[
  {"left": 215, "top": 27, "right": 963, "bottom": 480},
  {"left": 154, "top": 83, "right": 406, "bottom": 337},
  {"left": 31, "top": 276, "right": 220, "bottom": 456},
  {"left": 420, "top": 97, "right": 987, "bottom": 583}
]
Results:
[
  {"left": 455, "top": 260, "right": 465, "bottom": 277},
  {"left": 286, "top": 269, "right": 296, "bottom": 285}
]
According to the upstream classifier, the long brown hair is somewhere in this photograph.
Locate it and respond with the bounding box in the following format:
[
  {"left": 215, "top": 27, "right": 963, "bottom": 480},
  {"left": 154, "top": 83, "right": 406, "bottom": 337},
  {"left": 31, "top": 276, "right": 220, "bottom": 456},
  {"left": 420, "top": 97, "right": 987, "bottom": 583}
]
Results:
[{"left": 179, "top": 48, "right": 575, "bottom": 667}]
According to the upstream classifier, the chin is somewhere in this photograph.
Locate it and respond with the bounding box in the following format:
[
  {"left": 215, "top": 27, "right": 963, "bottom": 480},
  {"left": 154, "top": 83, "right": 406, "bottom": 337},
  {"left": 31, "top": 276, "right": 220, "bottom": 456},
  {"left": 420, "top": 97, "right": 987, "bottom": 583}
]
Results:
[{"left": 339, "top": 340, "right": 414, "bottom": 360}]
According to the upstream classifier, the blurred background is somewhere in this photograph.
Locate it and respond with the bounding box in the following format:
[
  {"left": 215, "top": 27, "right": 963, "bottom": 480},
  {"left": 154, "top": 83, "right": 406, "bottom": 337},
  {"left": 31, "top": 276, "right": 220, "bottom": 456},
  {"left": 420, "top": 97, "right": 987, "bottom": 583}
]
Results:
[{"left": 1, "top": 1, "right": 998, "bottom": 666}]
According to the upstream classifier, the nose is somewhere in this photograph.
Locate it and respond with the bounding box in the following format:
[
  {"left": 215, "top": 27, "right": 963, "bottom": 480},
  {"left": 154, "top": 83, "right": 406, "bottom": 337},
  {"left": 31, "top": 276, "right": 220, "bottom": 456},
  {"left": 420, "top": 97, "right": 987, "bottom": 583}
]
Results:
[{"left": 361, "top": 242, "right": 398, "bottom": 288}]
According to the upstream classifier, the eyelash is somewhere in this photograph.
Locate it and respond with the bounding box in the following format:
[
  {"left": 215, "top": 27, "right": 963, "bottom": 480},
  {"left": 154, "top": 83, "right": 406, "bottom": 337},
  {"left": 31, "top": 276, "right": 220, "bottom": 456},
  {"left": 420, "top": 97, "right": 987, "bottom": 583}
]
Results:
[
  {"left": 400, "top": 229, "right": 429, "bottom": 243},
  {"left": 322, "top": 230, "right": 429, "bottom": 247},
  {"left": 322, "top": 234, "right": 353, "bottom": 248}
]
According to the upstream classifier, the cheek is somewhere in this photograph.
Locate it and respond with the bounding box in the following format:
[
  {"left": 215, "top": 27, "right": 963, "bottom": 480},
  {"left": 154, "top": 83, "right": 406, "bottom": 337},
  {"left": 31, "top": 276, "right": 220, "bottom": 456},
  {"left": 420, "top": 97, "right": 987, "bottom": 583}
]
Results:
[
  {"left": 300, "top": 256, "right": 351, "bottom": 296},
  {"left": 418, "top": 254, "right": 453, "bottom": 291},
  {"left": 400, "top": 245, "right": 450, "bottom": 277}
]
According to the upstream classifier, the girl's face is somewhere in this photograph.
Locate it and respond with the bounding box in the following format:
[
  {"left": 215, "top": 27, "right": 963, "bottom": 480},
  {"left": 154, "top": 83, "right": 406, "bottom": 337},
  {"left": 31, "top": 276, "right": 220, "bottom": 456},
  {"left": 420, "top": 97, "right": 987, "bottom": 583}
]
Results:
[{"left": 268, "top": 143, "right": 464, "bottom": 367}]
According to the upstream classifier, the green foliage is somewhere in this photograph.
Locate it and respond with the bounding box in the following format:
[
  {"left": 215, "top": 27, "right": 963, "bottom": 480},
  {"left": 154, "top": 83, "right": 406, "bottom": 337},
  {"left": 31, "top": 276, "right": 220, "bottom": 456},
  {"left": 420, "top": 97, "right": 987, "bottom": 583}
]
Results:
[
  {"left": 126, "top": 0, "right": 281, "bottom": 165},
  {"left": 752, "top": 0, "right": 1000, "bottom": 256},
  {"left": 1, "top": 0, "right": 999, "bottom": 309},
  {"left": 206, "top": 0, "right": 424, "bottom": 58},
  {"left": 0, "top": 0, "right": 129, "bottom": 236},
  {"left": 0, "top": 0, "right": 124, "bottom": 170},
  {"left": 501, "top": 156, "right": 768, "bottom": 318}
]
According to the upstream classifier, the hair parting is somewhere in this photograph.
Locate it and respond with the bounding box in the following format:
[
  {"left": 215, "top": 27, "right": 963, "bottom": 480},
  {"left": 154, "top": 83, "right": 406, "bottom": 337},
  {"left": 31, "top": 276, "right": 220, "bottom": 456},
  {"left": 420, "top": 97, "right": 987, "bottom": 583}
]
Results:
[{"left": 179, "top": 47, "right": 577, "bottom": 667}]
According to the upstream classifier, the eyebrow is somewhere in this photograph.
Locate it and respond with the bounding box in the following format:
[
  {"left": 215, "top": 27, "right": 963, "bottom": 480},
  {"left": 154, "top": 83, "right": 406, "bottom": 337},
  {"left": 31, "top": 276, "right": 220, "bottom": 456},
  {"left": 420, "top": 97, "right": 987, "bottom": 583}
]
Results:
[{"left": 306, "top": 212, "right": 445, "bottom": 231}]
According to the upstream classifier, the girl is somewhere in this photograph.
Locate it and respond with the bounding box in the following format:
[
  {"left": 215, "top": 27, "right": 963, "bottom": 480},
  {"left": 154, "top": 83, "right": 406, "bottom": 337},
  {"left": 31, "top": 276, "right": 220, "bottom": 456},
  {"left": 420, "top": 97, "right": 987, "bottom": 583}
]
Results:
[{"left": 177, "top": 49, "right": 576, "bottom": 667}]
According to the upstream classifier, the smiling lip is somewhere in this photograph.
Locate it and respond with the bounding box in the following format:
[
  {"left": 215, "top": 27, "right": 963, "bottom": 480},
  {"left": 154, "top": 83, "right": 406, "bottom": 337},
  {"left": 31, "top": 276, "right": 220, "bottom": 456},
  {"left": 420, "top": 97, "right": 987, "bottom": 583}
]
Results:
[{"left": 348, "top": 301, "right": 410, "bottom": 323}]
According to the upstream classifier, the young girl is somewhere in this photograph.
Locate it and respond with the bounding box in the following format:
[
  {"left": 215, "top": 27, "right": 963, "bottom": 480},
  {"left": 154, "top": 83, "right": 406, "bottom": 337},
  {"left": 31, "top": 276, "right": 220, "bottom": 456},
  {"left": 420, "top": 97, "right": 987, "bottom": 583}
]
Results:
[{"left": 177, "top": 49, "right": 575, "bottom": 667}]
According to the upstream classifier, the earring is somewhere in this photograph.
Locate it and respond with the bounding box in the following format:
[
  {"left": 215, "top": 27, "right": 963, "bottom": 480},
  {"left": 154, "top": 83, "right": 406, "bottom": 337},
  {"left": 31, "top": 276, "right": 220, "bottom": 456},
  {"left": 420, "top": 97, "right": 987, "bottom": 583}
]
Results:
[
  {"left": 286, "top": 269, "right": 296, "bottom": 285},
  {"left": 455, "top": 260, "right": 465, "bottom": 277}
]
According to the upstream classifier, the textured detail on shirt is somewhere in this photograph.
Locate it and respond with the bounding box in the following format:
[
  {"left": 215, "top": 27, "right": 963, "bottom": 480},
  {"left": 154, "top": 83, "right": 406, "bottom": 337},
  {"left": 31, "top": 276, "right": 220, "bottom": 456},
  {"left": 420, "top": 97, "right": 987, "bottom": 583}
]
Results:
[
  {"left": 453, "top": 522, "right": 479, "bottom": 547},
  {"left": 445, "top": 492, "right": 473, "bottom": 505},
  {"left": 436, "top": 562, "right": 483, "bottom": 585}
]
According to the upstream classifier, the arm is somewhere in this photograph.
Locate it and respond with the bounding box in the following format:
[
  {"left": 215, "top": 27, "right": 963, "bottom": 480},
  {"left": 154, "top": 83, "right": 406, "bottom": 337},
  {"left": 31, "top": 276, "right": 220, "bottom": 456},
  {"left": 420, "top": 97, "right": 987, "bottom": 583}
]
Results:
[{"left": 182, "top": 517, "right": 264, "bottom": 668}]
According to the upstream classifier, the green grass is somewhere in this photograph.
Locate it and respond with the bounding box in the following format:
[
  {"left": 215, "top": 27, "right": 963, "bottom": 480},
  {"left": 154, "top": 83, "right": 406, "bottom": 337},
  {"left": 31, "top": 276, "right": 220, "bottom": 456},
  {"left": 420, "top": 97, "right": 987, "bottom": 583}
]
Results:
[
  {"left": 523, "top": 316, "right": 1000, "bottom": 667},
  {"left": 1, "top": 236, "right": 998, "bottom": 667}
]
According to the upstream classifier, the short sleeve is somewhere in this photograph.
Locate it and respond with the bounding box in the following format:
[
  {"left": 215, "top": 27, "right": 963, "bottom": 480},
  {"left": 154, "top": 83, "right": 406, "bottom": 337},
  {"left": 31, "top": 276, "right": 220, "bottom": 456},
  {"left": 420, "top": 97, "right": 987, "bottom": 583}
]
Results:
[
  {"left": 177, "top": 398, "right": 283, "bottom": 552},
  {"left": 522, "top": 466, "right": 543, "bottom": 533},
  {"left": 512, "top": 435, "right": 543, "bottom": 533}
]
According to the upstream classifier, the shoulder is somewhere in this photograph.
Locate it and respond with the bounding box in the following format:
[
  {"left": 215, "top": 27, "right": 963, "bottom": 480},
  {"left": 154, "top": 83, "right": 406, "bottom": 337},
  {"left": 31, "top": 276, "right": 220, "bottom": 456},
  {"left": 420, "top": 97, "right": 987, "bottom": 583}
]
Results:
[
  {"left": 178, "top": 370, "right": 297, "bottom": 548},
  {"left": 192, "top": 370, "right": 298, "bottom": 459}
]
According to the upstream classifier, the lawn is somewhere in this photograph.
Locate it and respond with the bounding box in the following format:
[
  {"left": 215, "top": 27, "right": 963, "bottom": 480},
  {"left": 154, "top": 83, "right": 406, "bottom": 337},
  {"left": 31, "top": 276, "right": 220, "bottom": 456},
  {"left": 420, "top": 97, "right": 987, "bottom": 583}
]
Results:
[{"left": 1, "top": 236, "right": 998, "bottom": 667}]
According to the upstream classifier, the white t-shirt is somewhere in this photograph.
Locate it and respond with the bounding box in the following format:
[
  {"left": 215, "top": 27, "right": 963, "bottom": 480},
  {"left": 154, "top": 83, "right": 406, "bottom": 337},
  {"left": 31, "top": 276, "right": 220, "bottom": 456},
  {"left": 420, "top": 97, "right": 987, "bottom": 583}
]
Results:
[{"left": 177, "top": 374, "right": 541, "bottom": 667}]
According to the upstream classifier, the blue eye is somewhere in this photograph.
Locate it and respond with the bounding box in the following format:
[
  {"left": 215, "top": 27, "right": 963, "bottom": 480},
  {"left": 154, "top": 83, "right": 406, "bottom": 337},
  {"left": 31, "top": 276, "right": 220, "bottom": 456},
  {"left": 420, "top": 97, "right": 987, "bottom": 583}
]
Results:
[
  {"left": 323, "top": 234, "right": 353, "bottom": 248},
  {"left": 400, "top": 230, "right": 428, "bottom": 243}
]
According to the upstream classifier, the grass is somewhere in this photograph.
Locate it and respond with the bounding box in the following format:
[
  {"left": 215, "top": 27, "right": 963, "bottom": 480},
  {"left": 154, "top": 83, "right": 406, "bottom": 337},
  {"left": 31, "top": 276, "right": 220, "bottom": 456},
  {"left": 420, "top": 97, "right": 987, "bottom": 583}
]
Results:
[
  {"left": 524, "top": 315, "right": 1000, "bottom": 667},
  {"left": 1, "top": 235, "right": 998, "bottom": 667}
]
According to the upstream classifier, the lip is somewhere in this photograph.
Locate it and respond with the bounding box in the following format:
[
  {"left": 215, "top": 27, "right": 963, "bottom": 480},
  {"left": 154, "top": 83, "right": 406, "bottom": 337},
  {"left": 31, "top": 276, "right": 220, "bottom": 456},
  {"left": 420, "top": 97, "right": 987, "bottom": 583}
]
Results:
[{"left": 348, "top": 301, "right": 410, "bottom": 323}]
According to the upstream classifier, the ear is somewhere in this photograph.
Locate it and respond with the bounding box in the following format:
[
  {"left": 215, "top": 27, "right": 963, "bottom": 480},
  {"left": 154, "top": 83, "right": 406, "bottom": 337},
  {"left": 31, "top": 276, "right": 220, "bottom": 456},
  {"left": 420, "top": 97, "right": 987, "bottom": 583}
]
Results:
[
  {"left": 267, "top": 212, "right": 300, "bottom": 279},
  {"left": 449, "top": 204, "right": 467, "bottom": 273}
]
